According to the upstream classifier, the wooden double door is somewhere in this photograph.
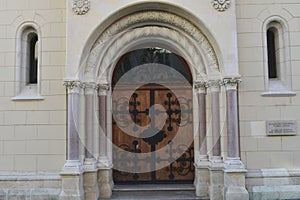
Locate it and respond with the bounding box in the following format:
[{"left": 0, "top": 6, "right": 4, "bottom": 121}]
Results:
[{"left": 112, "top": 84, "right": 194, "bottom": 184}]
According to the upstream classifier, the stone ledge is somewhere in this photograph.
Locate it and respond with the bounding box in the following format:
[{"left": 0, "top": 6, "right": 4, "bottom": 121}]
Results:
[
  {"left": 248, "top": 185, "right": 300, "bottom": 200},
  {"left": 246, "top": 169, "right": 300, "bottom": 178},
  {"left": 0, "top": 188, "right": 60, "bottom": 200}
]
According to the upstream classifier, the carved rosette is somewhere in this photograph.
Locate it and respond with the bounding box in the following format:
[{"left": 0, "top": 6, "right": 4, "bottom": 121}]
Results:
[
  {"left": 72, "top": 0, "right": 90, "bottom": 15},
  {"left": 211, "top": 0, "right": 231, "bottom": 12}
]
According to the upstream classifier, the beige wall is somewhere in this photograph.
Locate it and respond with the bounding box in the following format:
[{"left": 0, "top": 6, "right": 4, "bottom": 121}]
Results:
[
  {"left": 0, "top": 0, "right": 66, "bottom": 172},
  {"left": 1, "top": 0, "right": 300, "bottom": 173},
  {"left": 237, "top": 1, "right": 300, "bottom": 169}
]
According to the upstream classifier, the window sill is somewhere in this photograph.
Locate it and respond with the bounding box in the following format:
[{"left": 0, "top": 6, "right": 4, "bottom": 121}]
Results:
[
  {"left": 261, "top": 91, "right": 296, "bottom": 97},
  {"left": 12, "top": 95, "right": 44, "bottom": 101}
]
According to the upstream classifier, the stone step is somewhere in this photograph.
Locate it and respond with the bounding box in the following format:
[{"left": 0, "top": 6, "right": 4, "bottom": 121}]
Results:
[{"left": 105, "top": 184, "right": 209, "bottom": 200}]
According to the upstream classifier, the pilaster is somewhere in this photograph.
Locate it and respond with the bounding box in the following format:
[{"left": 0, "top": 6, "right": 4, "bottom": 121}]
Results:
[
  {"left": 60, "top": 81, "right": 84, "bottom": 200},
  {"left": 223, "top": 78, "right": 249, "bottom": 200},
  {"left": 194, "top": 81, "right": 210, "bottom": 197},
  {"left": 209, "top": 156, "right": 224, "bottom": 200},
  {"left": 97, "top": 83, "right": 113, "bottom": 198},
  {"left": 208, "top": 80, "right": 224, "bottom": 200}
]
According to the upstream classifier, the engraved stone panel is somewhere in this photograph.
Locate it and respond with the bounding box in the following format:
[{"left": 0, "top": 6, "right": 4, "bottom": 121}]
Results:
[{"left": 266, "top": 121, "right": 297, "bottom": 136}]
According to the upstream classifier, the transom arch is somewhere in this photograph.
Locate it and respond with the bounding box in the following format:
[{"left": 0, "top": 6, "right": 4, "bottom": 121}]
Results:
[{"left": 82, "top": 10, "right": 221, "bottom": 84}]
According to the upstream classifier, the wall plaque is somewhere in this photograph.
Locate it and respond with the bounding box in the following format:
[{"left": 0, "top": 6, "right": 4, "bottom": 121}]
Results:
[{"left": 266, "top": 121, "right": 297, "bottom": 136}]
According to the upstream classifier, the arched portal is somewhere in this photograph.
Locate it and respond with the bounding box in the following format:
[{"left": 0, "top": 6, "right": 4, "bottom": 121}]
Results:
[{"left": 62, "top": 5, "right": 247, "bottom": 199}]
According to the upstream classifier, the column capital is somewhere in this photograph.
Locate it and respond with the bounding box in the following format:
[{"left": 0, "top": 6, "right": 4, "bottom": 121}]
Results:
[
  {"left": 208, "top": 80, "right": 223, "bottom": 93},
  {"left": 194, "top": 81, "right": 208, "bottom": 94},
  {"left": 83, "top": 82, "right": 97, "bottom": 95},
  {"left": 98, "top": 83, "right": 110, "bottom": 96},
  {"left": 64, "top": 81, "right": 83, "bottom": 94},
  {"left": 223, "top": 78, "right": 241, "bottom": 91}
]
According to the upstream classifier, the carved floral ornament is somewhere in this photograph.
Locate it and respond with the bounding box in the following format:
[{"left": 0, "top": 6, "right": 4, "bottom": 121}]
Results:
[
  {"left": 211, "top": 0, "right": 231, "bottom": 12},
  {"left": 64, "top": 81, "right": 110, "bottom": 95},
  {"left": 223, "top": 78, "right": 241, "bottom": 90},
  {"left": 72, "top": 0, "right": 90, "bottom": 15}
]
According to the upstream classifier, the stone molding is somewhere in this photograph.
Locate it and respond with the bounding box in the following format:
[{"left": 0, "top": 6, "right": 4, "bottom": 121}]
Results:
[
  {"left": 83, "top": 158, "right": 97, "bottom": 172},
  {"left": 83, "top": 82, "right": 97, "bottom": 95},
  {"left": 97, "top": 156, "right": 112, "bottom": 169},
  {"left": 60, "top": 160, "right": 82, "bottom": 175},
  {"left": 98, "top": 84, "right": 110, "bottom": 96},
  {"left": 211, "top": 0, "right": 231, "bottom": 12},
  {"left": 72, "top": 0, "right": 90, "bottom": 15},
  {"left": 85, "top": 11, "right": 220, "bottom": 82},
  {"left": 194, "top": 81, "right": 208, "bottom": 94},
  {"left": 208, "top": 80, "right": 223, "bottom": 93},
  {"left": 64, "top": 81, "right": 83, "bottom": 94},
  {"left": 223, "top": 78, "right": 241, "bottom": 91},
  {"left": 224, "top": 157, "right": 247, "bottom": 172}
]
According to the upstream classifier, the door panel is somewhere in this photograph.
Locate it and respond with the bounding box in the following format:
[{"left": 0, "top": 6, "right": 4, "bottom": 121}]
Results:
[{"left": 112, "top": 85, "right": 194, "bottom": 183}]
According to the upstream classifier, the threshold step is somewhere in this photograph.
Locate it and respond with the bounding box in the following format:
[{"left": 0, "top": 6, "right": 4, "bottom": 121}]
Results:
[
  {"left": 113, "top": 184, "right": 195, "bottom": 192},
  {"left": 106, "top": 184, "right": 210, "bottom": 200}
]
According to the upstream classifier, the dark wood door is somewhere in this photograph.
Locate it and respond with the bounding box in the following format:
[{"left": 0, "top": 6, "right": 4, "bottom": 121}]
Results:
[{"left": 112, "top": 84, "right": 194, "bottom": 184}]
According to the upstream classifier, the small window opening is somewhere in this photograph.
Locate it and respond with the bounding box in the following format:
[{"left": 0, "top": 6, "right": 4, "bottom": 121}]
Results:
[
  {"left": 28, "top": 33, "right": 38, "bottom": 84},
  {"left": 267, "top": 28, "right": 278, "bottom": 79}
]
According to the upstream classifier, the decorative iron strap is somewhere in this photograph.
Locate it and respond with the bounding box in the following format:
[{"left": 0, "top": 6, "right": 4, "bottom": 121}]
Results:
[{"left": 129, "top": 93, "right": 149, "bottom": 131}]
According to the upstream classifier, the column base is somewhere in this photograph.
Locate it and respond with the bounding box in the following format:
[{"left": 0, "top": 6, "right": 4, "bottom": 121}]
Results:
[
  {"left": 83, "top": 158, "right": 97, "bottom": 172},
  {"left": 83, "top": 171, "right": 99, "bottom": 200},
  {"left": 59, "top": 161, "right": 83, "bottom": 200},
  {"left": 209, "top": 157, "right": 224, "bottom": 200},
  {"left": 97, "top": 156, "right": 112, "bottom": 169},
  {"left": 194, "top": 160, "right": 210, "bottom": 197},
  {"left": 98, "top": 169, "right": 112, "bottom": 198},
  {"left": 224, "top": 158, "right": 249, "bottom": 200}
]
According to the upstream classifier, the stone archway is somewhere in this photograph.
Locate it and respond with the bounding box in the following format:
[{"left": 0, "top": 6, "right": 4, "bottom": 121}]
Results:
[{"left": 61, "top": 8, "right": 248, "bottom": 200}]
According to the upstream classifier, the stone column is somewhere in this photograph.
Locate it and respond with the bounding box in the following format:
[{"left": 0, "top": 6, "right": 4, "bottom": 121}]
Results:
[
  {"left": 223, "top": 78, "right": 249, "bottom": 200},
  {"left": 194, "top": 82, "right": 210, "bottom": 197},
  {"left": 60, "top": 81, "right": 83, "bottom": 200},
  {"left": 83, "top": 83, "right": 97, "bottom": 168},
  {"left": 82, "top": 83, "right": 98, "bottom": 200},
  {"left": 97, "top": 84, "right": 112, "bottom": 198},
  {"left": 208, "top": 80, "right": 224, "bottom": 200}
]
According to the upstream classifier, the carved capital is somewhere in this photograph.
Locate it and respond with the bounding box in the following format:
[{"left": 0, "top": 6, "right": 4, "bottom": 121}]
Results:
[
  {"left": 72, "top": 0, "right": 90, "bottom": 15},
  {"left": 194, "top": 81, "right": 208, "bottom": 94},
  {"left": 83, "top": 82, "right": 97, "bottom": 95},
  {"left": 223, "top": 78, "right": 241, "bottom": 91},
  {"left": 208, "top": 80, "right": 223, "bottom": 93},
  {"left": 211, "top": 0, "right": 231, "bottom": 12},
  {"left": 98, "top": 84, "right": 110, "bottom": 96},
  {"left": 64, "top": 81, "right": 83, "bottom": 94}
]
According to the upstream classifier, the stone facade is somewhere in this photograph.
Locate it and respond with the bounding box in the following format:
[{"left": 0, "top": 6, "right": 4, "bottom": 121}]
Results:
[{"left": 0, "top": 0, "right": 300, "bottom": 199}]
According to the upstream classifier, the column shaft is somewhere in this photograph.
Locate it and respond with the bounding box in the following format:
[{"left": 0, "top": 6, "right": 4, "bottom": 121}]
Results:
[
  {"left": 99, "top": 95, "right": 107, "bottom": 158},
  {"left": 67, "top": 86, "right": 80, "bottom": 160},
  {"left": 211, "top": 90, "right": 221, "bottom": 157},
  {"left": 198, "top": 91, "right": 207, "bottom": 157},
  {"left": 85, "top": 88, "right": 94, "bottom": 159},
  {"left": 226, "top": 89, "right": 239, "bottom": 158}
]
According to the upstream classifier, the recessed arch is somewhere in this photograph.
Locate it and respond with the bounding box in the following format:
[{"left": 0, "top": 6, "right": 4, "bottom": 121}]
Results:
[{"left": 81, "top": 8, "right": 222, "bottom": 84}]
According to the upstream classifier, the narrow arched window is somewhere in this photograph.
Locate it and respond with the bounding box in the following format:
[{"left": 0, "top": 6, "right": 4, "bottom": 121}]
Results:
[
  {"left": 262, "top": 18, "right": 295, "bottom": 96},
  {"left": 267, "top": 28, "right": 278, "bottom": 79},
  {"left": 28, "top": 32, "right": 38, "bottom": 84},
  {"left": 13, "top": 23, "right": 43, "bottom": 100}
]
